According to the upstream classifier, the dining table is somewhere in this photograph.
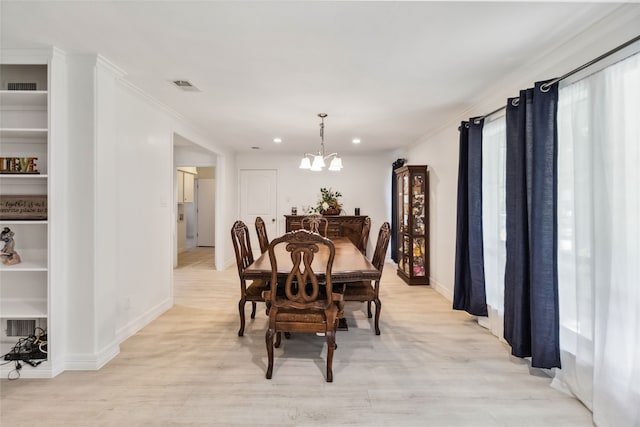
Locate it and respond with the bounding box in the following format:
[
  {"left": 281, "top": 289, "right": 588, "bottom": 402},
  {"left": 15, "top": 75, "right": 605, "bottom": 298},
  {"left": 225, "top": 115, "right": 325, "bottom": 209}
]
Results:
[{"left": 243, "top": 237, "right": 380, "bottom": 330}]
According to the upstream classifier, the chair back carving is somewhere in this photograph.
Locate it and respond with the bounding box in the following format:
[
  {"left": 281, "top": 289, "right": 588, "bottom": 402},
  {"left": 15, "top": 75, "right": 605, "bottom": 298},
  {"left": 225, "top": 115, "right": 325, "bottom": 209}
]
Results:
[
  {"left": 371, "top": 222, "right": 391, "bottom": 272},
  {"left": 267, "top": 230, "right": 335, "bottom": 309},
  {"left": 360, "top": 216, "right": 371, "bottom": 254},
  {"left": 255, "top": 216, "right": 270, "bottom": 254},
  {"left": 265, "top": 229, "right": 340, "bottom": 381},
  {"left": 301, "top": 214, "right": 329, "bottom": 237},
  {"left": 231, "top": 220, "right": 254, "bottom": 275}
]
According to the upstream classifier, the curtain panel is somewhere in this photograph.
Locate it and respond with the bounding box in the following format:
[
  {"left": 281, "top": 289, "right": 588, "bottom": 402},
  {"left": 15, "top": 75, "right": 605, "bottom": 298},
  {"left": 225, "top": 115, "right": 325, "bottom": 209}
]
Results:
[
  {"left": 480, "top": 116, "right": 507, "bottom": 339},
  {"left": 453, "top": 120, "right": 488, "bottom": 316},
  {"left": 555, "top": 51, "right": 640, "bottom": 427},
  {"left": 504, "top": 82, "right": 561, "bottom": 369},
  {"left": 391, "top": 158, "right": 406, "bottom": 263}
]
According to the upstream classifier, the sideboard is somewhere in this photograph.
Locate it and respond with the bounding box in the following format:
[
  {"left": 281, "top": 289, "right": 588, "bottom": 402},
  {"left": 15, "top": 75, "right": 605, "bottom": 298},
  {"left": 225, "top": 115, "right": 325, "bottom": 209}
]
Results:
[{"left": 284, "top": 215, "right": 369, "bottom": 252}]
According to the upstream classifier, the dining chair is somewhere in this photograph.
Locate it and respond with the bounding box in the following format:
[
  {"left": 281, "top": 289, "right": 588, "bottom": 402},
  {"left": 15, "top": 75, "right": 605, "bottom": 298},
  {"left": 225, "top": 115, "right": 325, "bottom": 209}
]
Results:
[
  {"left": 254, "top": 216, "right": 270, "bottom": 254},
  {"left": 343, "top": 221, "right": 391, "bottom": 335},
  {"left": 263, "top": 229, "right": 343, "bottom": 382},
  {"left": 231, "top": 220, "right": 269, "bottom": 336},
  {"left": 360, "top": 216, "right": 371, "bottom": 255},
  {"left": 300, "top": 214, "right": 329, "bottom": 237}
]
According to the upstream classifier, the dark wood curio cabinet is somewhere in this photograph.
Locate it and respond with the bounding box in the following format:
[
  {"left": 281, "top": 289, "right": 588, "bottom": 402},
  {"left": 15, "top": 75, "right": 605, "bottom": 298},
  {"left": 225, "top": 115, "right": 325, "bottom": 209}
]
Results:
[{"left": 395, "top": 165, "right": 429, "bottom": 285}]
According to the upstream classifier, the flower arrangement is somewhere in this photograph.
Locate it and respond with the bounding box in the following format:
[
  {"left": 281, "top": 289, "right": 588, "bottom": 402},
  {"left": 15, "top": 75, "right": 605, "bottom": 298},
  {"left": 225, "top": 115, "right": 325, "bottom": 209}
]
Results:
[{"left": 311, "top": 187, "right": 343, "bottom": 214}]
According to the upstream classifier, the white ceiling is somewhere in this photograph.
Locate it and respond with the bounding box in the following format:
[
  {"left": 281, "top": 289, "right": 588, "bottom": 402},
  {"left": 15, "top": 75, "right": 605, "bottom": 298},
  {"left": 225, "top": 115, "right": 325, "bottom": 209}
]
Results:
[{"left": 0, "top": 1, "right": 633, "bottom": 154}]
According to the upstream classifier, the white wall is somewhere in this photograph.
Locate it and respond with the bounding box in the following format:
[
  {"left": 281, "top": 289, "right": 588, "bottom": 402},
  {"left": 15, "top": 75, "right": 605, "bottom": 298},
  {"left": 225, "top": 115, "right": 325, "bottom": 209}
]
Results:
[
  {"left": 112, "top": 81, "right": 176, "bottom": 348},
  {"left": 112, "top": 80, "right": 235, "bottom": 354},
  {"left": 64, "top": 54, "right": 99, "bottom": 367},
  {"left": 405, "top": 128, "right": 459, "bottom": 300},
  {"left": 61, "top": 52, "right": 235, "bottom": 370},
  {"left": 236, "top": 151, "right": 399, "bottom": 257}
]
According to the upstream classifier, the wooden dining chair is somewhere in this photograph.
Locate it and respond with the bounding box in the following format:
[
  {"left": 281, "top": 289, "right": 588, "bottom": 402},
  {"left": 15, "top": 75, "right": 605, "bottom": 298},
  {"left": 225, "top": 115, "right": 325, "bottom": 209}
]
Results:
[
  {"left": 263, "top": 229, "right": 343, "bottom": 382},
  {"left": 360, "top": 216, "right": 371, "bottom": 255},
  {"left": 231, "top": 220, "right": 270, "bottom": 336},
  {"left": 254, "top": 216, "right": 270, "bottom": 254},
  {"left": 343, "top": 221, "right": 391, "bottom": 335},
  {"left": 300, "top": 214, "right": 329, "bottom": 237}
]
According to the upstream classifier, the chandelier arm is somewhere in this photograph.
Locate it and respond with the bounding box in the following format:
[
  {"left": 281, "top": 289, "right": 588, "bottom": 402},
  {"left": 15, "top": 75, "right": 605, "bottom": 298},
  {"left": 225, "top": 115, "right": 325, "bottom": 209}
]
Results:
[{"left": 300, "top": 113, "right": 342, "bottom": 171}]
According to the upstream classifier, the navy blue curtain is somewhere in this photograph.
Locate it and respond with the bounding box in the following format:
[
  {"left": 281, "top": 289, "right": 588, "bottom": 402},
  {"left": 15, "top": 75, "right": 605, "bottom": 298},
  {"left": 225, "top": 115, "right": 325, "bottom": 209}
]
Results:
[
  {"left": 504, "top": 81, "right": 561, "bottom": 369},
  {"left": 453, "top": 119, "right": 488, "bottom": 316},
  {"left": 391, "top": 158, "right": 406, "bottom": 263}
]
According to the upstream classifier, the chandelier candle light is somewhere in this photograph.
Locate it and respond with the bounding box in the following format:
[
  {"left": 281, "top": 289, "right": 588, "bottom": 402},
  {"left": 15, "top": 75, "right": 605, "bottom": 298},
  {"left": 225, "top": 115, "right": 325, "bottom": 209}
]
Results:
[{"left": 299, "top": 113, "right": 343, "bottom": 171}]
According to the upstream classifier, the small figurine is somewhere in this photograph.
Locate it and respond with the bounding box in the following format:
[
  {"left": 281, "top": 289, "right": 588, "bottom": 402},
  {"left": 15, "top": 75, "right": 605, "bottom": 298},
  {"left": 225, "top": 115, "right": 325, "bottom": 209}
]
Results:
[{"left": 0, "top": 227, "right": 21, "bottom": 265}]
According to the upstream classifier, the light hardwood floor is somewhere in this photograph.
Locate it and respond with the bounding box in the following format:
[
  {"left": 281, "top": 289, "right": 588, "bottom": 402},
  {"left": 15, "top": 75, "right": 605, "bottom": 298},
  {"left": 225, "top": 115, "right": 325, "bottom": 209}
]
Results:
[{"left": 0, "top": 247, "right": 591, "bottom": 426}]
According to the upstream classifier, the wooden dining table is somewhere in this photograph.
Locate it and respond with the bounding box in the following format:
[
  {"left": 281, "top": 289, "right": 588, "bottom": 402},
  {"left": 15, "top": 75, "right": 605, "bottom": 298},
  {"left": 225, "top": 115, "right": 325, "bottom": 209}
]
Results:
[
  {"left": 243, "top": 237, "right": 380, "bottom": 330},
  {"left": 243, "top": 237, "right": 379, "bottom": 283}
]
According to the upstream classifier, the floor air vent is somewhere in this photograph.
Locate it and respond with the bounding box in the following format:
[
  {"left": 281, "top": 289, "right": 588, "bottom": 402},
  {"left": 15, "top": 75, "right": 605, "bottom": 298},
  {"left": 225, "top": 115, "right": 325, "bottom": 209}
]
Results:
[{"left": 6, "top": 319, "right": 36, "bottom": 336}]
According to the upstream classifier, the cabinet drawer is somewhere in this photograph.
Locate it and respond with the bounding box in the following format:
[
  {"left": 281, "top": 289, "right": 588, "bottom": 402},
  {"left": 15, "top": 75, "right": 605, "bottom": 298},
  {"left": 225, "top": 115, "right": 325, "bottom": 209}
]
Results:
[{"left": 326, "top": 224, "right": 341, "bottom": 238}]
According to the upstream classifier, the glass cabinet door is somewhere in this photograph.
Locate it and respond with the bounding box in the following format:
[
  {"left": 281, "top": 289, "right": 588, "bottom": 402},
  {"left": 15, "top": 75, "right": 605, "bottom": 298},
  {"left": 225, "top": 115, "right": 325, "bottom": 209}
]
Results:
[{"left": 394, "top": 165, "right": 429, "bottom": 285}]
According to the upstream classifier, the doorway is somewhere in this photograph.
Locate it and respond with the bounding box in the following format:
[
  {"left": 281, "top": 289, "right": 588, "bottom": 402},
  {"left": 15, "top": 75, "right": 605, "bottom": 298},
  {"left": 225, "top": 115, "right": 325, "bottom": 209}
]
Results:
[
  {"left": 239, "top": 169, "right": 277, "bottom": 257},
  {"left": 196, "top": 169, "right": 215, "bottom": 247},
  {"left": 173, "top": 133, "right": 217, "bottom": 269},
  {"left": 176, "top": 166, "right": 216, "bottom": 267}
]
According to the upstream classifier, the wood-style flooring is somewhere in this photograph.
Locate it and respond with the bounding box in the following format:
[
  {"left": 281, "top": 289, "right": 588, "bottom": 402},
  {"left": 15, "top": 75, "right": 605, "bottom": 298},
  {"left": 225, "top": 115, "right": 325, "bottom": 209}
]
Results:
[{"left": 0, "top": 246, "right": 591, "bottom": 426}]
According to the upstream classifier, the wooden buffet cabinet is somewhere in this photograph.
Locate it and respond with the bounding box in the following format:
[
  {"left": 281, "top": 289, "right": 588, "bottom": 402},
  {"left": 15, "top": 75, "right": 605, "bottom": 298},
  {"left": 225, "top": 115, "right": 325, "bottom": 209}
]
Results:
[{"left": 284, "top": 215, "right": 369, "bottom": 252}]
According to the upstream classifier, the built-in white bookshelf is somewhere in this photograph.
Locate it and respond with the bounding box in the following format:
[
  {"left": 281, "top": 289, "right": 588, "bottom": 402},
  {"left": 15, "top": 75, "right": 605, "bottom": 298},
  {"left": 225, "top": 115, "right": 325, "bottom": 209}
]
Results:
[{"left": 0, "top": 63, "right": 50, "bottom": 377}]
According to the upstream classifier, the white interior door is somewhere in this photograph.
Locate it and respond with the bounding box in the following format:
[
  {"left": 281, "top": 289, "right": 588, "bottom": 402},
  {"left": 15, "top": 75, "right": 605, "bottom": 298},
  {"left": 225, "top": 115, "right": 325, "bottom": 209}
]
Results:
[
  {"left": 197, "top": 178, "right": 215, "bottom": 246},
  {"left": 240, "top": 169, "right": 277, "bottom": 255}
]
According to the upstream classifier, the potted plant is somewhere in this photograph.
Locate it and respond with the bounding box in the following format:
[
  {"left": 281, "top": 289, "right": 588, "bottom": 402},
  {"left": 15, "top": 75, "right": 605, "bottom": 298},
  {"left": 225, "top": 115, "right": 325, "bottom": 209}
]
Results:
[{"left": 311, "top": 188, "right": 343, "bottom": 215}]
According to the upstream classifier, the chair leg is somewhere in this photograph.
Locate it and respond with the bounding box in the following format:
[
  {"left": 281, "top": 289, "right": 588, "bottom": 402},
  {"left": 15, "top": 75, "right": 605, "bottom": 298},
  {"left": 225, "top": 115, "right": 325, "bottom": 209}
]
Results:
[
  {"left": 275, "top": 331, "right": 282, "bottom": 348},
  {"left": 250, "top": 302, "right": 257, "bottom": 319},
  {"left": 326, "top": 330, "right": 335, "bottom": 383},
  {"left": 374, "top": 298, "right": 382, "bottom": 335},
  {"left": 266, "top": 328, "right": 275, "bottom": 379},
  {"left": 367, "top": 301, "right": 372, "bottom": 318},
  {"left": 238, "top": 299, "right": 246, "bottom": 336}
]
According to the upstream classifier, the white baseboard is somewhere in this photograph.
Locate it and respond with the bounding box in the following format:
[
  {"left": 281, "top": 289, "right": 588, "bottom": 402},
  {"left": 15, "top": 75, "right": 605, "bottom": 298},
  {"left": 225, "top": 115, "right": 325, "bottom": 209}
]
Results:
[
  {"left": 63, "top": 297, "right": 173, "bottom": 371},
  {"left": 115, "top": 297, "right": 173, "bottom": 344},
  {"left": 429, "top": 276, "right": 453, "bottom": 302},
  {"left": 64, "top": 342, "right": 120, "bottom": 371}
]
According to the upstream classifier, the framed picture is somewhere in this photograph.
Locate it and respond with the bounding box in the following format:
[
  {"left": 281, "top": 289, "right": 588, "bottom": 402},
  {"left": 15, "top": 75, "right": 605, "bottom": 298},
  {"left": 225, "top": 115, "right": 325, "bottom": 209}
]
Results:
[{"left": 0, "top": 195, "right": 47, "bottom": 220}]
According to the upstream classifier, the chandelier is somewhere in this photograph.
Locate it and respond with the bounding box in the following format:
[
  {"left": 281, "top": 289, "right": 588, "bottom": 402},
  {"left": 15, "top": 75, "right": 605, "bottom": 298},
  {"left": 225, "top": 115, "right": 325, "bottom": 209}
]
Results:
[{"left": 299, "top": 113, "right": 343, "bottom": 171}]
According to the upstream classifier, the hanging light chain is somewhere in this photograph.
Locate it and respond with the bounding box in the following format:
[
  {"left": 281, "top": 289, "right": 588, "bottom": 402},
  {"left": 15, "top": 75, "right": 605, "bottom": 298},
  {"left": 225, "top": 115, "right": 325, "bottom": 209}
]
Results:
[
  {"left": 318, "top": 113, "right": 327, "bottom": 156},
  {"left": 299, "top": 112, "right": 342, "bottom": 171}
]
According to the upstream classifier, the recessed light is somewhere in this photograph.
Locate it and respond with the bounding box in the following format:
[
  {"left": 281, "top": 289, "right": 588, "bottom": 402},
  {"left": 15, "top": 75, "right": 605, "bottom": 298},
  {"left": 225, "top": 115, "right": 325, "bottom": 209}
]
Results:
[
  {"left": 273, "top": 138, "right": 282, "bottom": 143},
  {"left": 352, "top": 138, "right": 361, "bottom": 144}
]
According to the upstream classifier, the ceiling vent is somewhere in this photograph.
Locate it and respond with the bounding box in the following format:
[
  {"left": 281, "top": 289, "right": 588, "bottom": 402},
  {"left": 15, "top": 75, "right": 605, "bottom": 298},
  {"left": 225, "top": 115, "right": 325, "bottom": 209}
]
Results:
[{"left": 172, "top": 80, "right": 200, "bottom": 92}]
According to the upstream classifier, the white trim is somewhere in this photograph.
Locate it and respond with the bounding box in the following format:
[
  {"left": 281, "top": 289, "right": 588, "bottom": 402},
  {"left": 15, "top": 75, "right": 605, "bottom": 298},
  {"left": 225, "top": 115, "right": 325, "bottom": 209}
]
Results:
[
  {"left": 429, "top": 276, "right": 453, "bottom": 302},
  {"left": 115, "top": 298, "right": 173, "bottom": 346},
  {"left": 96, "top": 54, "right": 126, "bottom": 78},
  {"left": 63, "top": 343, "right": 120, "bottom": 371},
  {"left": 0, "top": 48, "right": 52, "bottom": 64}
]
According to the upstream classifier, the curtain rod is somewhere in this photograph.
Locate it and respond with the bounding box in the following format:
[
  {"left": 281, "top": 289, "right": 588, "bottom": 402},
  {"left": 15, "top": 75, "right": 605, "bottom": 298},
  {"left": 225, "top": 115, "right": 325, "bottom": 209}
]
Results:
[{"left": 459, "top": 34, "right": 640, "bottom": 130}]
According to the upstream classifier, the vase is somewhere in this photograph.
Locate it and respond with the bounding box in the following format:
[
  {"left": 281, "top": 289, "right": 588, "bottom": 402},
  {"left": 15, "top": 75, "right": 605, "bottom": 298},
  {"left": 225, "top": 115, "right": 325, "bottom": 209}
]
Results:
[{"left": 322, "top": 208, "right": 340, "bottom": 215}]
